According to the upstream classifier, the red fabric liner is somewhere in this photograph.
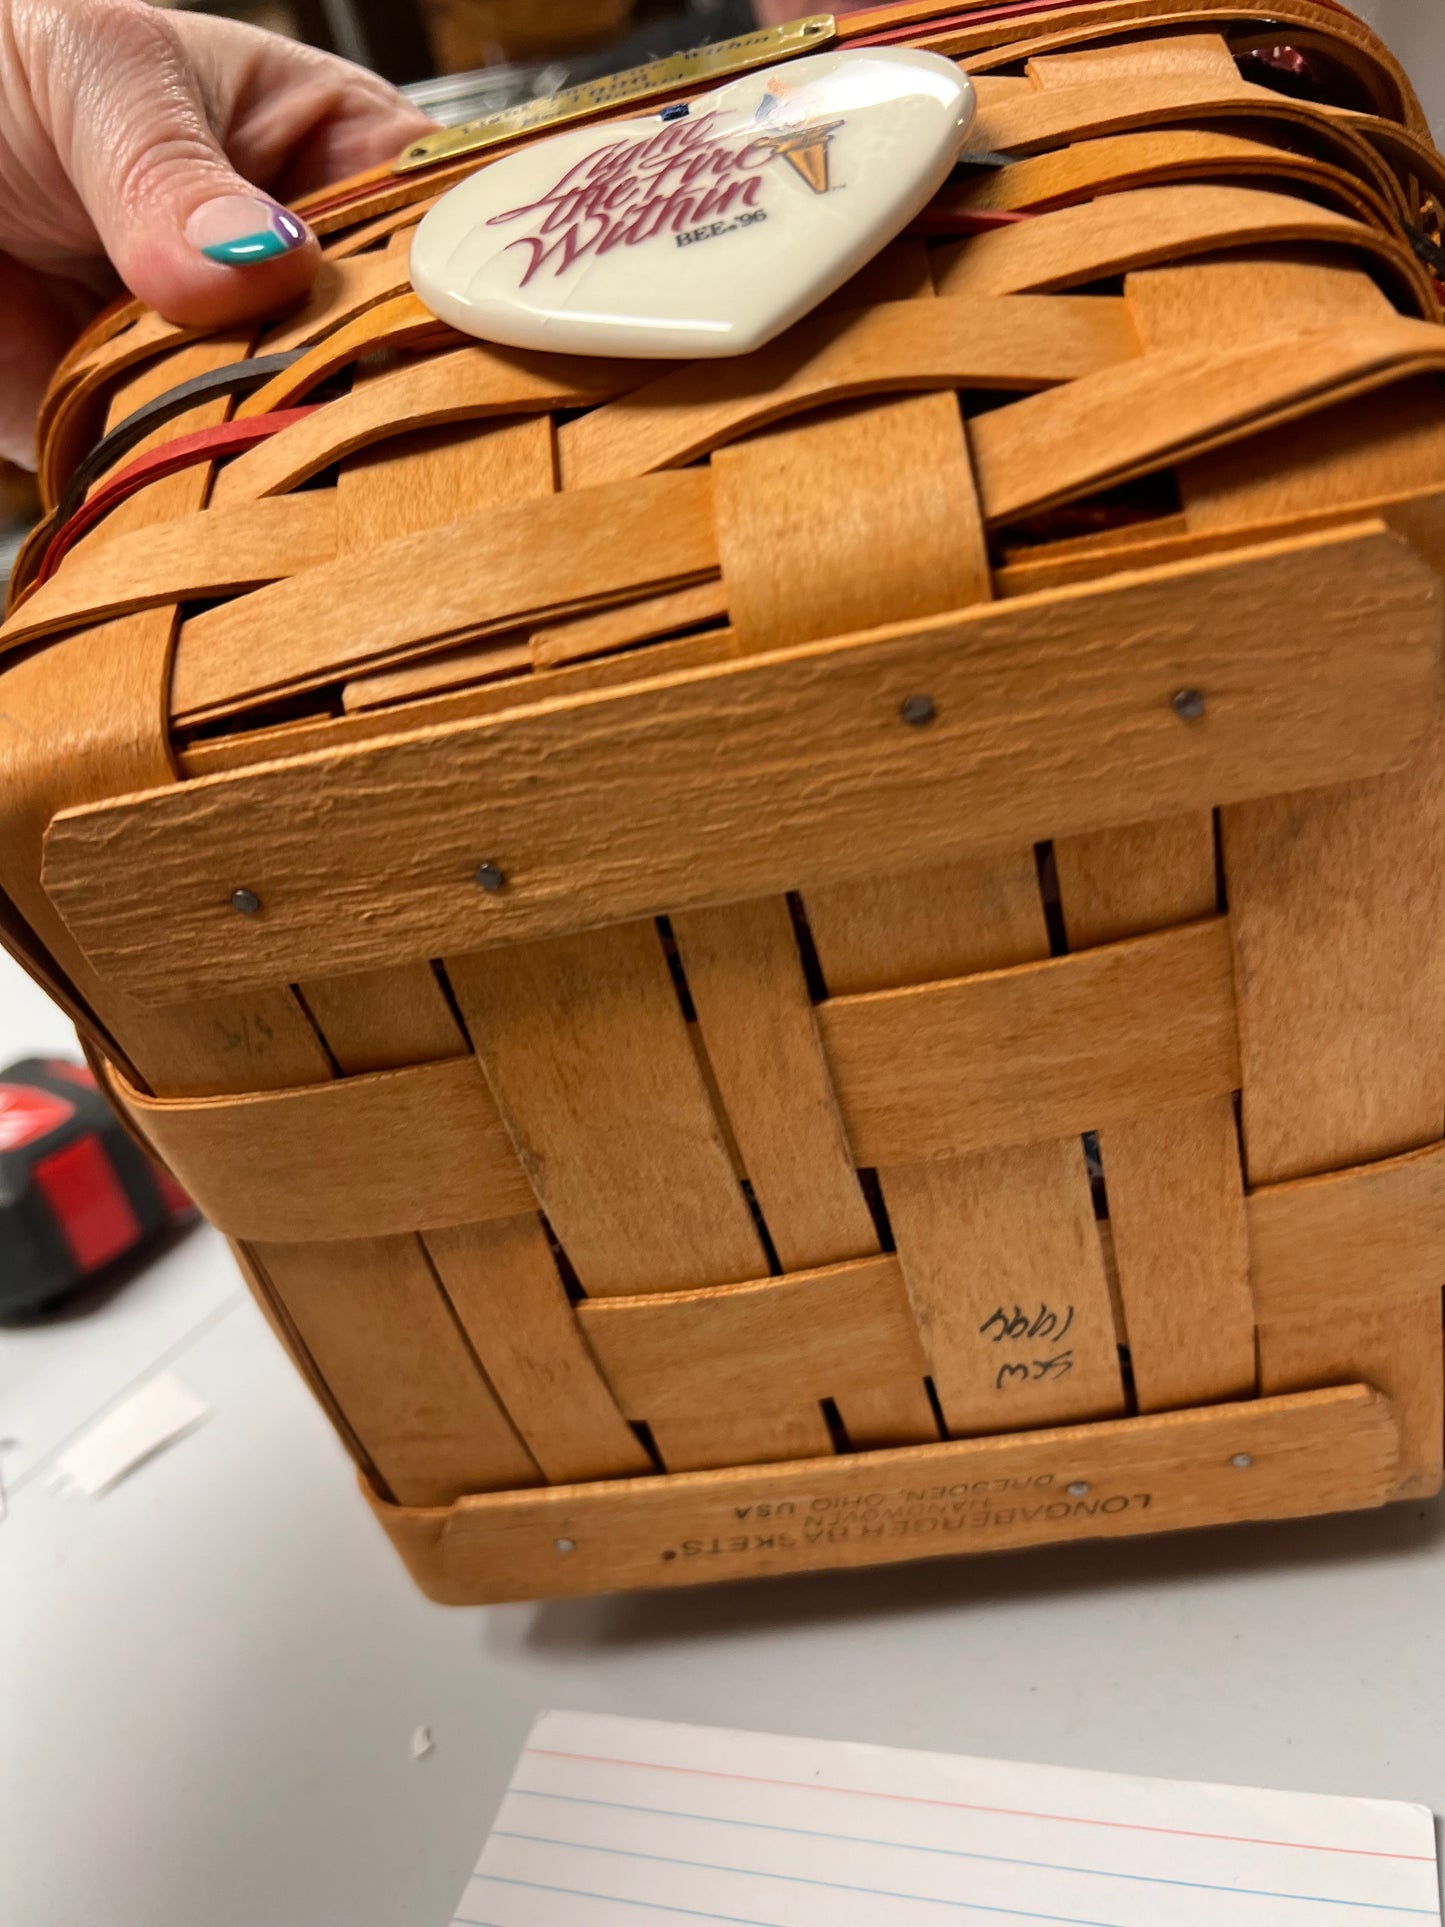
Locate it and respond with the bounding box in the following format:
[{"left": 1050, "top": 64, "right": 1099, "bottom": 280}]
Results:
[{"left": 36, "top": 409, "right": 319, "bottom": 587}]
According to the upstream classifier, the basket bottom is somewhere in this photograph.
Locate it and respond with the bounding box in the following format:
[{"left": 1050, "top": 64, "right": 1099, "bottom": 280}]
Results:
[{"left": 363, "top": 1383, "right": 1404, "bottom": 1605}]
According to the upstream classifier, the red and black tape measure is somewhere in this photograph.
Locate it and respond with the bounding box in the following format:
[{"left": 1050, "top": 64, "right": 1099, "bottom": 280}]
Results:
[{"left": 0, "top": 1059, "right": 194, "bottom": 1315}]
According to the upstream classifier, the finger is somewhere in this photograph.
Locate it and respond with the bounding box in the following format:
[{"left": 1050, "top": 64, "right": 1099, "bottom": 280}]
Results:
[
  {"left": 183, "top": 17, "right": 433, "bottom": 195},
  {"left": 0, "top": 255, "right": 101, "bottom": 468},
  {"left": 22, "top": 0, "right": 320, "bottom": 329},
  {"left": 253, "top": 91, "right": 437, "bottom": 200}
]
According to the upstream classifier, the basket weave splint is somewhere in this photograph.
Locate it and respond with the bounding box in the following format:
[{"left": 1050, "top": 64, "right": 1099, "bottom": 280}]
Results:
[{"left": 6, "top": 0, "right": 1445, "bottom": 1604}]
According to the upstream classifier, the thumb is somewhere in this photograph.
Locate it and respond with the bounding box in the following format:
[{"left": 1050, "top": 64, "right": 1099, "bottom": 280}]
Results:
[{"left": 51, "top": 1, "right": 319, "bottom": 329}]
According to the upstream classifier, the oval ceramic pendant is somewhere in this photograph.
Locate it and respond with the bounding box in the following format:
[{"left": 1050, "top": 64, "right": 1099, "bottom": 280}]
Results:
[{"left": 409, "top": 47, "right": 975, "bottom": 359}]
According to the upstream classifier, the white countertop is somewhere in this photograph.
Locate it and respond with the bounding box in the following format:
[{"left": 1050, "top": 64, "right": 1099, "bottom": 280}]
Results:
[{"left": 0, "top": 946, "right": 1442, "bottom": 1927}]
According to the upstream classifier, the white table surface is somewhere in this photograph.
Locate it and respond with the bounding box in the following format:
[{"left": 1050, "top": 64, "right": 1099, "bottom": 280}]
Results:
[{"left": 0, "top": 947, "right": 1442, "bottom": 1927}]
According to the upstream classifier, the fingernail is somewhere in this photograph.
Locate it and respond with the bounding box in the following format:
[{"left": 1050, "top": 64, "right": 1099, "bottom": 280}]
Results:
[{"left": 185, "top": 195, "right": 310, "bottom": 267}]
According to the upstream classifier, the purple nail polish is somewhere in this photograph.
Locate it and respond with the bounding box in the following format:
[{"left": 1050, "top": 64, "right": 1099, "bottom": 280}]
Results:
[{"left": 186, "top": 195, "right": 310, "bottom": 267}]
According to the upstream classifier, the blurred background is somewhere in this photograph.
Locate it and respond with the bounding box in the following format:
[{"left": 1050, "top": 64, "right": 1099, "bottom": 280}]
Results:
[
  {"left": 149, "top": 0, "right": 833, "bottom": 106},
  {"left": 1, "top": 0, "right": 1441, "bottom": 578},
  {"left": 1344, "top": 2, "right": 1445, "bottom": 142}
]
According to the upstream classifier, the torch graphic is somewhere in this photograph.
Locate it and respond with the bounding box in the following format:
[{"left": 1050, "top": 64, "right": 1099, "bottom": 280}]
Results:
[
  {"left": 753, "top": 78, "right": 844, "bottom": 195},
  {"left": 755, "top": 122, "right": 845, "bottom": 195}
]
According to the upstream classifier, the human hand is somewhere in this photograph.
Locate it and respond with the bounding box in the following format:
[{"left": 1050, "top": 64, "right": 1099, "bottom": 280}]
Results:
[{"left": 0, "top": 0, "right": 433, "bottom": 465}]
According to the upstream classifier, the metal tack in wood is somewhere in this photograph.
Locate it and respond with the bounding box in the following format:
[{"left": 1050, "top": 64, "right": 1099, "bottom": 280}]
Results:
[
  {"left": 475, "top": 863, "right": 507, "bottom": 894},
  {"left": 230, "top": 889, "right": 262, "bottom": 916},
  {"left": 1172, "top": 688, "right": 1207, "bottom": 722},
  {"left": 900, "top": 694, "right": 937, "bottom": 727}
]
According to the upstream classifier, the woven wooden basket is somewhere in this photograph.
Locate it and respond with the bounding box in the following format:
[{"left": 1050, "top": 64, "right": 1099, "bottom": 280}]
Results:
[{"left": 6, "top": 0, "right": 1445, "bottom": 1604}]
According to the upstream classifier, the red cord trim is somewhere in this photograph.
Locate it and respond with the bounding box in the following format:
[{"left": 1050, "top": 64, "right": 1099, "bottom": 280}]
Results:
[{"left": 37, "top": 410, "right": 319, "bottom": 587}]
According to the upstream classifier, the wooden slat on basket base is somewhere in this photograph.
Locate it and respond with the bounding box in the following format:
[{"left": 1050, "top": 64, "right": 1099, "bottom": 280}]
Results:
[
  {"left": 446, "top": 920, "right": 766, "bottom": 1299},
  {"left": 1097, "top": 1100, "right": 1255, "bottom": 1412},
  {"left": 713, "top": 381, "right": 1123, "bottom": 1441},
  {"left": 342, "top": 640, "right": 533, "bottom": 713},
  {"left": 804, "top": 853, "right": 1045, "bottom": 989},
  {"left": 1027, "top": 29, "right": 1243, "bottom": 87},
  {"left": 229, "top": 1237, "right": 376, "bottom": 1482},
  {"left": 530, "top": 581, "right": 728, "bottom": 671},
  {"left": 0, "top": 496, "right": 340, "bottom": 655},
  {"left": 1249, "top": 1141, "right": 1445, "bottom": 1322},
  {"left": 1138, "top": 243, "right": 1445, "bottom": 1498},
  {"left": 1181, "top": 386, "right": 1445, "bottom": 540},
  {"left": 1005, "top": 500, "right": 1367, "bottom": 590},
  {"left": 670, "top": 897, "right": 880, "bottom": 1274},
  {"left": 966, "top": 68, "right": 1391, "bottom": 172},
  {"left": 1127, "top": 255, "right": 1445, "bottom": 541},
  {"left": 807, "top": 833, "right": 1125, "bottom": 1445},
  {"left": 946, "top": 129, "right": 1393, "bottom": 227},
  {"left": 971, "top": 323, "right": 1445, "bottom": 525},
  {"left": 169, "top": 468, "right": 717, "bottom": 720},
  {"left": 987, "top": 41, "right": 1402, "bottom": 139},
  {"left": 253, "top": 245, "right": 414, "bottom": 359},
  {"left": 181, "top": 631, "right": 740, "bottom": 773},
  {"left": 291, "top": 396, "right": 649, "bottom": 1497},
  {"left": 0, "top": 348, "right": 339, "bottom": 1099},
  {"left": 113, "top": 1054, "right": 534, "bottom": 1242},
  {"left": 236, "top": 295, "right": 449, "bottom": 419},
  {"left": 299, "top": 963, "right": 465, "bottom": 1073},
  {"left": 577, "top": 1259, "right": 933, "bottom": 1471},
  {"left": 818, "top": 920, "right": 1239, "bottom": 1167},
  {"left": 1054, "top": 817, "right": 1217, "bottom": 948},
  {"left": 559, "top": 295, "right": 1141, "bottom": 489},
  {"left": 43, "top": 527, "right": 1442, "bottom": 1008},
  {"left": 312, "top": 400, "right": 552, "bottom": 722},
  {"left": 335, "top": 417, "right": 556, "bottom": 551},
  {"left": 425, "top": 1217, "right": 654, "bottom": 1486},
  {"left": 1127, "top": 246, "right": 1395, "bottom": 356},
  {"left": 212, "top": 343, "right": 636, "bottom": 506},
  {"left": 711, "top": 386, "right": 992, "bottom": 1460},
  {"left": 714, "top": 392, "right": 986, "bottom": 649},
  {"left": 1054, "top": 814, "right": 1257, "bottom": 1413},
  {"left": 1224, "top": 770, "right": 1445, "bottom": 1496},
  {"left": 934, "top": 185, "right": 1416, "bottom": 301},
  {"left": 254, "top": 1236, "right": 541, "bottom": 1507},
  {"left": 884, "top": 1142, "right": 1123, "bottom": 1435},
  {"left": 366, "top": 1385, "right": 1399, "bottom": 1605}
]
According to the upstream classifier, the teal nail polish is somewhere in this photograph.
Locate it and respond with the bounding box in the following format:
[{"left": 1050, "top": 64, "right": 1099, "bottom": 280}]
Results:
[{"left": 186, "top": 195, "right": 309, "bottom": 267}]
